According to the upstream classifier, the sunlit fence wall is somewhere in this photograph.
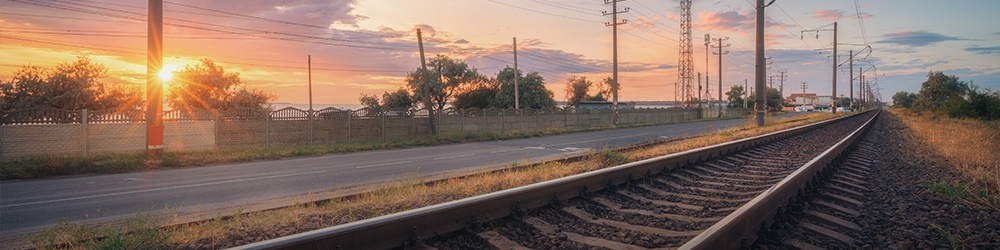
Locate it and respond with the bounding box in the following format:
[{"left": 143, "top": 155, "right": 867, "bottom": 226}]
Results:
[{"left": 0, "top": 106, "right": 750, "bottom": 159}]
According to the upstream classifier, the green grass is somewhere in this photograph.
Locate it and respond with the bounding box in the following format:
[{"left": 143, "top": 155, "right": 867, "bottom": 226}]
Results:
[{"left": 1, "top": 116, "right": 746, "bottom": 180}]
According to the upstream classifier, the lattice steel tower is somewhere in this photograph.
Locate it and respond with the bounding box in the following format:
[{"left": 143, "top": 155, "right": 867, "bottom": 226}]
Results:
[{"left": 677, "top": 0, "right": 695, "bottom": 107}]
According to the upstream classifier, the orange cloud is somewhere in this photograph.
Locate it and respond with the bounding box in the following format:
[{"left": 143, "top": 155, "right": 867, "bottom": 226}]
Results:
[{"left": 696, "top": 11, "right": 754, "bottom": 33}]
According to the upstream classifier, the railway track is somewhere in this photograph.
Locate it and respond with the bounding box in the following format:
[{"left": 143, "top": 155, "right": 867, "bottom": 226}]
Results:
[
  {"left": 235, "top": 110, "right": 880, "bottom": 250},
  {"left": 752, "top": 123, "right": 877, "bottom": 249}
]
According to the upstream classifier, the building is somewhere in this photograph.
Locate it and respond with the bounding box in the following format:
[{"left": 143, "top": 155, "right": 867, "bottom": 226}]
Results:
[{"left": 786, "top": 93, "right": 818, "bottom": 105}]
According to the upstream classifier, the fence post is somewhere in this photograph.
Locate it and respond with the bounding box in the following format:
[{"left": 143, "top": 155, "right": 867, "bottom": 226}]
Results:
[
  {"left": 213, "top": 110, "right": 220, "bottom": 150},
  {"left": 80, "top": 109, "right": 88, "bottom": 155},
  {"left": 500, "top": 110, "right": 505, "bottom": 133},
  {"left": 309, "top": 109, "right": 315, "bottom": 145},
  {"left": 482, "top": 109, "right": 487, "bottom": 133},
  {"left": 264, "top": 111, "right": 270, "bottom": 148},
  {"left": 347, "top": 110, "right": 353, "bottom": 142},
  {"left": 380, "top": 111, "right": 386, "bottom": 142},
  {"left": 410, "top": 111, "right": 415, "bottom": 140}
]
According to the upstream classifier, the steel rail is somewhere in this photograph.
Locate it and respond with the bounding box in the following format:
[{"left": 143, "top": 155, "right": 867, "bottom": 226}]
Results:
[
  {"left": 233, "top": 110, "right": 875, "bottom": 250},
  {"left": 680, "top": 109, "right": 880, "bottom": 249}
]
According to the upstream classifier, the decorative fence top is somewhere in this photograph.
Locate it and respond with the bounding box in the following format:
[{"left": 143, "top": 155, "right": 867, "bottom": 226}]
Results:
[{"left": 0, "top": 106, "right": 721, "bottom": 125}]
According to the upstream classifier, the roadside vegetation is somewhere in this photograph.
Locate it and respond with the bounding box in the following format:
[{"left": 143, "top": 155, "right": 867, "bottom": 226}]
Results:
[
  {"left": 27, "top": 112, "right": 844, "bottom": 249},
  {"left": 890, "top": 109, "right": 1000, "bottom": 210},
  {"left": 889, "top": 71, "right": 1000, "bottom": 210}
]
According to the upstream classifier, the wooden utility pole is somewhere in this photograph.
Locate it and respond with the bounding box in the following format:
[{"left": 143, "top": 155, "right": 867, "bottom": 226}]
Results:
[
  {"left": 713, "top": 37, "right": 729, "bottom": 117},
  {"left": 308, "top": 55, "right": 314, "bottom": 144},
  {"left": 146, "top": 0, "right": 164, "bottom": 156},
  {"left": 604, "top": 0, "right": 627, "bottom": 124},
  {"left": 417, "top": 29, "right": 436, "bottom": 135},
  {"left": 513, "top": 37, "right": 519, "bottom": 110}
]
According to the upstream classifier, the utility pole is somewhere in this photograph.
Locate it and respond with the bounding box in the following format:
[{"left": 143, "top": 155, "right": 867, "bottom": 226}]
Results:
[
  {"left": 744, "top": 79, "right": 748, "bottom": 109},
  {"left": 604, "top": 0, "right": 628, "bottom": 124},
  {"left": 800, "top": 82, "right": 808, "bottom": 109},
  {"left": 705, "top": 34, "right": 710, "bottom": 109},
  {"left": 146, "top": 0, "right": 164, "bottom": 156},
  {"left": 513, "top": 37, "right": 519, "bottom": 110},
  {"left": 678, "top": 0, "right": 694, "bottom": 108},
  {"left": 712, "top": 37, "right": 729, "bottom": 117},
  {"left": 778, "top": 71, "right": 786, "bottom": 107},
  {"left": 832, "top": 21, "right": 838, "bottom": 113},
  {"left": 754, "top": 0, "right": 773, "bottom": 126},
  {"left": 849, "top": 50, "right": 854, "bottom": 111},
  {"left": 308, "top": 55, "right": 313, "bottom": 144},
  {"left": 417, "top": 29, "right": 436, "bottom": 135},
  {"left": 697, "top": 72, "right": 702, "bottom": 109}
]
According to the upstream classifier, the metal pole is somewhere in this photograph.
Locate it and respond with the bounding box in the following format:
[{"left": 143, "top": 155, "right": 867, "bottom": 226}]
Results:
[
  {"left": 513, "top": 37, "right": 519, "bottom": 110},
  {"left": 832, "top": 22, "right": 838, "bottom": 113},
  {"left": 715, "top": 37, "right": 728, "bottom": 117},
  {"left": 146, "top": 0, "right": 164, "bottom": 155},
  {"left": 754, "top": 0, "right": 766, "bottom": 126},
  {"left": 849, "top": 50, "right": 854, "bottom": 111},
  {"left": 417, "top": 29, "right": 436, "bottom": 135}
]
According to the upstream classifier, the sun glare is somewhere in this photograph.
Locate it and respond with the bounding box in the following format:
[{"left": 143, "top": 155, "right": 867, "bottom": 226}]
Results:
[
  {"left": 158, "top": 70, "right": 173, "bottom": 81},
  {"left": 158, "top": 64, "right": 179, "bottom": 82}
]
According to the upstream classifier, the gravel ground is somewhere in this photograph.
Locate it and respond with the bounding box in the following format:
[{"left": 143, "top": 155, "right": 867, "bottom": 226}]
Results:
[
  {"left": 856, "top": 112, "right": 1000, "bottom": 249},
  {"left": 757, "top": 111, "right": 1000, "bottom": 249}
]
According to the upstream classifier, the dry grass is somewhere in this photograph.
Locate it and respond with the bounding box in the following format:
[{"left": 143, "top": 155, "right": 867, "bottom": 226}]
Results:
[
  {"left": 889, "top": 108, "right": 1000, "bottom": 209},
  {"left": 30, "top": 112, "right": 844, "bottom": 249}
]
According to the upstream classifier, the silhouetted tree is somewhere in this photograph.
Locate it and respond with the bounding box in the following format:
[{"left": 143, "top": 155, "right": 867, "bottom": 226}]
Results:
[
  {"left": 167, "top": 58, "right": 273, "bottom": 111},
  {"left": 0, "top": 56, "right": 141, "bottom": 111}
]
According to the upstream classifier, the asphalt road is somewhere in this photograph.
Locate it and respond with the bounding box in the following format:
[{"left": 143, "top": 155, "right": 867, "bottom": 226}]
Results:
[{"left": 0, "top": 113, "right": 804, "bottom": 236}]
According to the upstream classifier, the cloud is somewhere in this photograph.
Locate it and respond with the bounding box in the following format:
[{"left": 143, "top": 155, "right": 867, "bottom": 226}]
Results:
[
  {"left": 875, "top": 30, "right": 964, "bottom": 47},
  {"left": 696, "top": 11, "right": 754, "bottom": 32},
  {"left": 963, "top": 46, "right": 1000, "bottom": 55},
  {"left": 813, "top": 9, "right": 874, "bottom": 21}
]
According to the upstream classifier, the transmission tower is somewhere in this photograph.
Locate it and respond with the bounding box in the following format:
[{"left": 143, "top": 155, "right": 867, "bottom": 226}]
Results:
[{"left": 677, "top": 0, "right": 695, "bottom": 107}]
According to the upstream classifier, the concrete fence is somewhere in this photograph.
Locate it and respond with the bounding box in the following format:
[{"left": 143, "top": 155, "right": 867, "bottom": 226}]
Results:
[{"left": 0, "top": 106, "right": 751, "bottom": 159}]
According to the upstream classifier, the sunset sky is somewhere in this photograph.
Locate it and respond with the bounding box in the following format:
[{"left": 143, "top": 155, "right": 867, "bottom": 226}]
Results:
[{"left": 2, "top": 0, "right": 998, "bottom": 106}]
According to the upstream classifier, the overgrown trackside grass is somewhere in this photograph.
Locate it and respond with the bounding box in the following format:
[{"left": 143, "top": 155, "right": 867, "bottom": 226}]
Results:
[
  {"left": 1, "top": 116, "right": 740, "bottom": 180},
  {"left": 890, "top": 108, "right": 1000, "bottom": 210},
  {"left": 27, "top": 112, "right": 842, "bottom": 249}
]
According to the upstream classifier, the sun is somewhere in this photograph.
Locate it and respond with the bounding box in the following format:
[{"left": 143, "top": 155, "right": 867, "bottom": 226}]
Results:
[
  {"left": 158, "top": 64, "right": 178, "bottom": 81},
  {"left": 158, "top": 69, "right": 173, "bottom": 81}
]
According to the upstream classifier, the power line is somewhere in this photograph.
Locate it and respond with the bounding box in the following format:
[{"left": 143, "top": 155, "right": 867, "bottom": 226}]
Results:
[{"left": 481, "top": 0, "right": 601, "bottom": 23}]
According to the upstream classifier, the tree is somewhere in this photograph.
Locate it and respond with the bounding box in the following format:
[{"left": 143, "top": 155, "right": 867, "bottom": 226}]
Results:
[
  {"left": 167, "top": 58, "right": 273, "bottom": 111},
  {"left": 382, "top": 88, "right": 414, "bottom": 110},
  {"left": 914, "top": 71, "right": 967, "bottom": 111},
  {"left": 405, "top": 55, "right": 480, "bottom": 112},
  {"left": 452, "top": 77, "right": 496, "bottom": 110},
  {"left": 0, "top": 56, "right": 142, "bottom": 111},
  {"left": 747, "top": 87, "right": 782, "bottom": 111},
  {"left": 359, "top": 93, "right": 381, "bottom": 111},
  {"left": 725, "top": 85, "right": 746, "bottom": 107},
  {"left": 892, "top": 91, "right": 917, "bottom": 108},
  {"left": 492, "top": 66, "right": 556, "bottom": 109},
  {"left": 835, "top": 97, "right": 851, "bottom": 108},
  {"left": 595, "top": 77, "right": 619, "bottom": 102},
  {"left": 564, "top": 76, "right": 593, "bottom": 107}
]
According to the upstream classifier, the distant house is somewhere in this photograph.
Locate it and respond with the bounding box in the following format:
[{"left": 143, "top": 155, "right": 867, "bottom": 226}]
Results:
[
  {"left": 575, "top": 101, "right": 635, "bottom": 110},
  {"left": 786, "top": 93, "right": 818, "bottom": 105}
]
